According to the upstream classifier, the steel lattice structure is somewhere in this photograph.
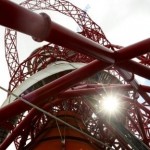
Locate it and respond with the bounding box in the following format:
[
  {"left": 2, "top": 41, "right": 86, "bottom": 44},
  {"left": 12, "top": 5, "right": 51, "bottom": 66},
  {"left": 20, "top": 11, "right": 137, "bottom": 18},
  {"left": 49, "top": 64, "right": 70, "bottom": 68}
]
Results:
[{"left": 0, "top": 0, "right": 150, "bottom": 150}]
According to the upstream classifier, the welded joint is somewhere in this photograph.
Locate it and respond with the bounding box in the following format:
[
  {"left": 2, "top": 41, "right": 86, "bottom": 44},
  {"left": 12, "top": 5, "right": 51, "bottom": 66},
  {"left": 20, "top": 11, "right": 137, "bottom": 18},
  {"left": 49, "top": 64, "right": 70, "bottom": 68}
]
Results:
[{"left": 32, "top": 13, "right": 51, "bottom": 42}]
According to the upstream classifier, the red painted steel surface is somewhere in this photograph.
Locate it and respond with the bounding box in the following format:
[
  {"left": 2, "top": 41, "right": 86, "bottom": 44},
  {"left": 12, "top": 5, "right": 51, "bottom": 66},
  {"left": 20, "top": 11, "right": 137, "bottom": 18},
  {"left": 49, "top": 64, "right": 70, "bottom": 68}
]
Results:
[
  {"left": 1, "top": 1, "right": 150, "bottom": 80},
  {"left": 0, "top": 60, "right": 109, "bottom": 122},
  {"left": 0, "top": 0, "right": 150, "bottom": 149}
]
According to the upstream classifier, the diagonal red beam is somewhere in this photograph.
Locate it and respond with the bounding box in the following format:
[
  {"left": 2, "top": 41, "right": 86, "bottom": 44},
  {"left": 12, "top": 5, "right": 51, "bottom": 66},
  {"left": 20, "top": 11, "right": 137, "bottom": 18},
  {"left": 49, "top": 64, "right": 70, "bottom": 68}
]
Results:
[
  {"left": 117, "top": 67, "right": 150, "bottom": 105},
  {"left": 127, "top": 113, "right": 143, "bottom": 135},
  {"left": 0, "top": 1, "right": 150, "bottom": 79},
  {"left": 0, "top": 60, "right": 109, "bottom": 122},
  {"left": 58, "top": 84, "right": 133, "bottom": 98},
  {"left": 0, "top": 99, "right": 62, "bottom": 150},
  {"left": 83, "top": 98, "right": 131, "bottom": 149},
  {"left": 135, "top": 108, "right": 148, "bottom": 145},
  {"left": 0, "top": 1, "right": 49, "bottom": 41},
  {"left": 140, "top": 85, "right": 150, "bottom": 93},
  {"left": 115, "top": 38, "right": 150, "bottom": 62},
  {"left": 71, "top": 83, "right": 132, "bottom": 89},
  {"left": 0, "top": 99, "right": 63, "bottom": 150},
  {"left": 46, "top": 21, "right": 150, "bottom": 79},
  {"left": 0, "top": 109, "right": 37, "bottom": 150},
  {"left": 0, "top": 1, "right": 149, "bottom": 136},
  {"left": 119, "top": 95, "right": 150, "bottom": 116},
  {"left": 120, "top": 95, "right": 149, "bottom": 144},
  {"left": 1, "top": 89, "right": 149, "bottom": 149},
  {"left": 48, "top": 21, "right": 150, "bottom": 63}
]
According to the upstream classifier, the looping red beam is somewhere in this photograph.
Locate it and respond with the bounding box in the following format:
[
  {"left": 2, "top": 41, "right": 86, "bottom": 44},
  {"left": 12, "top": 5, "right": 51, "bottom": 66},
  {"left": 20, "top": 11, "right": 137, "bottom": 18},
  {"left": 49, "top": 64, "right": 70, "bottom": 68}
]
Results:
[{"left": 0, "top": 1, "right": 150, "bottom": 79}]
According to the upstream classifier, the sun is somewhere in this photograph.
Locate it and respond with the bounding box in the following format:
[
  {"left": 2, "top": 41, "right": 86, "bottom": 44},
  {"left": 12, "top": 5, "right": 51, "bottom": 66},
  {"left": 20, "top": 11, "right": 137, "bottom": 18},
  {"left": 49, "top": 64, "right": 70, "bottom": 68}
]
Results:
[{"left": 101, "top": 95, "right": 120, "bottom": 114}]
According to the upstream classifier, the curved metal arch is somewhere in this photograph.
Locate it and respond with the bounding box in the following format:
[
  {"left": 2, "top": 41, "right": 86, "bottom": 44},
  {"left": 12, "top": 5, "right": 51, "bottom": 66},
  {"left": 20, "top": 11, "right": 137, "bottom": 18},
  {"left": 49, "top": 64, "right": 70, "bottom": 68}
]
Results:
[
  {"left": 5, "top": 0, "right": 113, "bottom": 79},
  {"left": 20, "top": 0, "right": 113, "bottom": 47},
  {"left": 2, "top": 0, "right": 150, "bottom": 149}
]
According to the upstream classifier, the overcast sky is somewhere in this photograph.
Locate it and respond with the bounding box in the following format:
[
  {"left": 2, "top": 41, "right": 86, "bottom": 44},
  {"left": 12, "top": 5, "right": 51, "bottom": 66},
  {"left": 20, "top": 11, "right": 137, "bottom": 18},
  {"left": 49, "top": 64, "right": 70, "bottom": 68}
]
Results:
[{"left": 0, "top": 0, "right": 150, "bottom": 149}]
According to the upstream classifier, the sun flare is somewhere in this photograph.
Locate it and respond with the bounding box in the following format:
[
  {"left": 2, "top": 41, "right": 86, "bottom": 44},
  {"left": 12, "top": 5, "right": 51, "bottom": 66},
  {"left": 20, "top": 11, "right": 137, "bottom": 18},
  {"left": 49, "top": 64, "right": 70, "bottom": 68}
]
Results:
[{"left": 102, "top": 95, "right": 120, "bottom": 114}]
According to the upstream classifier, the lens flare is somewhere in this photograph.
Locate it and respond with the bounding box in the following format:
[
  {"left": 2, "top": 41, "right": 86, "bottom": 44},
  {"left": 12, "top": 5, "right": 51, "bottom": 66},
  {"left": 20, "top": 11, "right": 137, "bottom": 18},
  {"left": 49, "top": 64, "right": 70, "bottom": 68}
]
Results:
[{"left": 102, "top": 95, "right": 120, "bottom": 114}]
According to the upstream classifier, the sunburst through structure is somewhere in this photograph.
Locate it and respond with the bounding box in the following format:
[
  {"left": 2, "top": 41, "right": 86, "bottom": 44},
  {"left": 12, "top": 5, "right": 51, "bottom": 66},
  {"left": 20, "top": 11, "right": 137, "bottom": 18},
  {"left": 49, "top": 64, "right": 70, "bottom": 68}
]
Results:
[
  {"left": 101, "top": 95, "right": 120, "bottom": 113},
  {"left": 0, "top": 0, "right": 150, "bottom": 150}
]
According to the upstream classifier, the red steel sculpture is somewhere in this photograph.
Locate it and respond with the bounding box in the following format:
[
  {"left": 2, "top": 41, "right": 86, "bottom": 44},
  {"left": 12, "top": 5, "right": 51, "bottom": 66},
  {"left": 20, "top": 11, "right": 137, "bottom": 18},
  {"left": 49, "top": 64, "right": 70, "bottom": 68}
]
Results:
[{"left": 0, "top": 0, "right": 150, "bottom": 149}]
